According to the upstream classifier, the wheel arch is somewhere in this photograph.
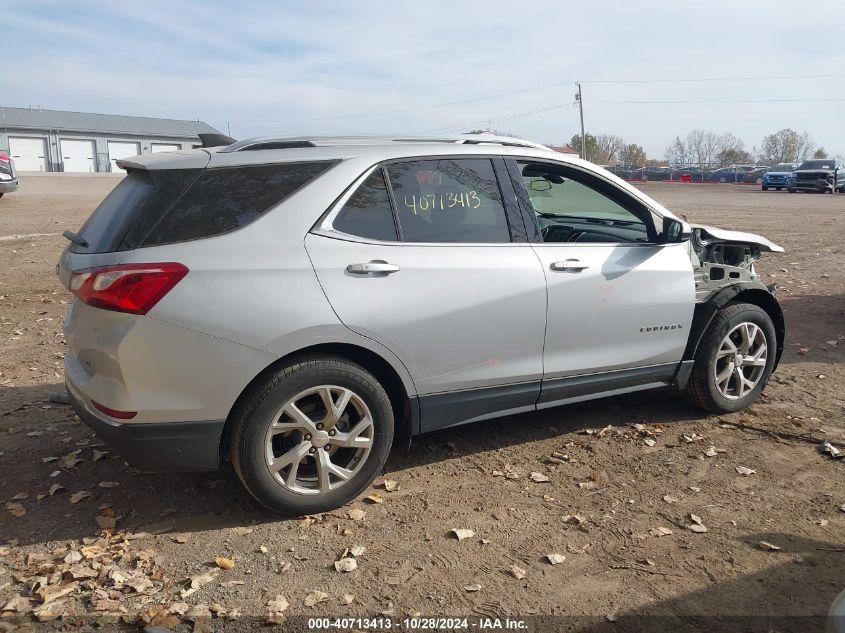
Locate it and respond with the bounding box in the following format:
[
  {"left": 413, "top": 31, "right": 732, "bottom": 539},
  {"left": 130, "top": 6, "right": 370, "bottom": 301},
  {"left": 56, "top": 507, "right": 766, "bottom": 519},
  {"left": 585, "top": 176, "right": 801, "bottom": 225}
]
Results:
[
  {"left": 683, "top": 284, "right": 785, "bottom": 370},
  {"left": 221, "top": 342, "right": 418, "bottom": 461}
]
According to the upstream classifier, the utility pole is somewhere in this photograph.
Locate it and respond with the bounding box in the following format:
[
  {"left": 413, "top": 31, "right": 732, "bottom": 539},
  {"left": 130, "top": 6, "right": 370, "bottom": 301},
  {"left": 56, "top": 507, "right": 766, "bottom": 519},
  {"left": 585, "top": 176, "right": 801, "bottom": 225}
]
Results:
[{"left": 575, "top": 82, "right": 586, "bottom": 161}]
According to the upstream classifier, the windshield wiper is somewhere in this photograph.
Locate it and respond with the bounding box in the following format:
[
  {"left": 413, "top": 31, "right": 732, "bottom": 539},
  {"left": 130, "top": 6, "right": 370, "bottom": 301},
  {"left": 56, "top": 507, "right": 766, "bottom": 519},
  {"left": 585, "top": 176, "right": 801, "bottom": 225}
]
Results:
[
  {"left": 62, "top": 230, "right": 89, "bottom": 248},
  {"left": 539, "top": 213, "right": 640, "bottom": 226}
]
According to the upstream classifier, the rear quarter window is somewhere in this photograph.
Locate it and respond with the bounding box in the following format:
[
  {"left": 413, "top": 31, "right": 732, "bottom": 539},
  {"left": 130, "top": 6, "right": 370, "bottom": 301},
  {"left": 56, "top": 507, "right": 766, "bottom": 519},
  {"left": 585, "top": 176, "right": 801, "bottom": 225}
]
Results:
[{"left": 141, "top": 161, "right": 337, "bottom": 247}]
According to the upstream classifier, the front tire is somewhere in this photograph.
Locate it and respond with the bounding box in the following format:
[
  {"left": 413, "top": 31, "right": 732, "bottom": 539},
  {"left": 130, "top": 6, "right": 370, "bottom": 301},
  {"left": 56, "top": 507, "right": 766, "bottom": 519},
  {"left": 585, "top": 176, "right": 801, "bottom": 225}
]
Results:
[
  {"left": 683, "top": 303, "right": 777, "bottom": 413},
  {"left": 230, "top": 355, "right": 394, "bottom": 515},
  {"left": 762, "top": 185, "right": 768, "bottom": 191}
]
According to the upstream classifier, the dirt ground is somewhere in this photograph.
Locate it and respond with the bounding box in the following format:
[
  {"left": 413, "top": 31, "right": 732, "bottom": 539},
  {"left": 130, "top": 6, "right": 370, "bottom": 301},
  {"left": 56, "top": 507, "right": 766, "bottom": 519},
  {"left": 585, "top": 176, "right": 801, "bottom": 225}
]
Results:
[{"left": 0, "top": 175, "right": 843, "bottom": 632}]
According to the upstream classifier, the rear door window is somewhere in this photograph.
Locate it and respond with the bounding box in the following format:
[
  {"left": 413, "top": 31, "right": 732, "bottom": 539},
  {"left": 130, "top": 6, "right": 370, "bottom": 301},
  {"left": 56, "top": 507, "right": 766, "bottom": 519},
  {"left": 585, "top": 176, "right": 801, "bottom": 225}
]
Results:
[
  {"left": 385, "top": 158, "right": 511, "bottom": 243},
  {"left": 141, "top": 161, "right": 336, "bottom": 247},
  {"left": 332, "top": 169, "right": 398, "bottom": 241}
]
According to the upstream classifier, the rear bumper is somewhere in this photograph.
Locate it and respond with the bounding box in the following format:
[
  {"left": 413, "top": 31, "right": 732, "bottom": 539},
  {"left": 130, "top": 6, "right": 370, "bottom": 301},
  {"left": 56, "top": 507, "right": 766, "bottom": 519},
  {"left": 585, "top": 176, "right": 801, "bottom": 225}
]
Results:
[
  {"left": 67, "top": 383, "right": 224, "bottom": 472},
  {"left": 0, "top": 180, "right": 18, "bottom": 193},
  {"left": 793, "top": 181, "right": 832, "bottom": 192}
]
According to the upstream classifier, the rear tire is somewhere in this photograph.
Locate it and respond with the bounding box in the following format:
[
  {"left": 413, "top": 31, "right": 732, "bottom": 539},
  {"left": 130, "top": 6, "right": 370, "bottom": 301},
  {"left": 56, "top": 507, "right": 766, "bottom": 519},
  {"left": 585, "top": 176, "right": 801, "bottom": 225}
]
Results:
[
  {"left": 787, "top": 188, "right": 796, "bottom": 193},
  {"left": 761, "top": 186, "right": 768, "bottom": 191},
  {"left": 230, "top": 355, "right": 394, "bottom": 515},
  {"left": 683, "top": 303, "right": 777, "bottom": 413}
]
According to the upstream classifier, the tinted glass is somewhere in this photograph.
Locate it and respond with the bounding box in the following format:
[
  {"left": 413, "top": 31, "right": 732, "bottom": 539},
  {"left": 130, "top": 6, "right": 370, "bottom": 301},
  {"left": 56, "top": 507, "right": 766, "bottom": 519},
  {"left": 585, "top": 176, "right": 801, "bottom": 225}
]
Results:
[
  {"left": 519, "top": 162, "right": 649, "bottom": 243},
  {"left": 72, "top": 169, "right": 200, "bottom": 253},
  {"left": 332, "top": 170, "right": 397, "bottom": 241},
  {"left": 798, "top": 160, "right": 834, "bottom": 170},
  {"left": 142, "top": 161, "right": 335, "bottom": 247},
  {"left": 771, "top": 164, "right": 795, "bottom": 172},
  {"left": 386, "top": 159, "right": 510, "bottom": 243}
]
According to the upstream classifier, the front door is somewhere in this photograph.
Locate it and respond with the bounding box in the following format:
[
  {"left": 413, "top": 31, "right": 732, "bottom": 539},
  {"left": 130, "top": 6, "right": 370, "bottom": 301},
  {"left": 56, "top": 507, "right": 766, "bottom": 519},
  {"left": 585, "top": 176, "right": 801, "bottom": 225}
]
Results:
[
  {"left": 507, "top": 158, "right": 695, "bottom": 406},
  {"left": 306, "top": 157, "right": 547, "bottom": 431}
]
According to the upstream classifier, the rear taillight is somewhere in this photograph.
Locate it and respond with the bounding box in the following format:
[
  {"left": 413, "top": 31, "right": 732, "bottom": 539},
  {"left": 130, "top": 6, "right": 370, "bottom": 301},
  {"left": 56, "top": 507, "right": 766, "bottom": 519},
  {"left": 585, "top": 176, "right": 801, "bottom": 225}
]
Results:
[
  {"left": 69, "top": 262, "right": 188, "bottom": 315},
  {"left": 91, "top": 400, "right": 137, "bottom": 419}
]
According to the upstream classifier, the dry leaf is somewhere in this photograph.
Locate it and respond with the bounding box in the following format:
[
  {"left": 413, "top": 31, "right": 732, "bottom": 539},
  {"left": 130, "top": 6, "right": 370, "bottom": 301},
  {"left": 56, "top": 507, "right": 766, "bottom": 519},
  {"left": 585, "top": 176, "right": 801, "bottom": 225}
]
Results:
[
  {"left": 704, "top": 446, "right": 718, "bottom": 457},
  {"left": 735, "top": 466, "right": 756, "bottom": 476},
  {"left": 449, "top": 528, "right": 474, "bottom": 541},
  {"left": 759, "top": 541, "right": 782, "bottom": 551},
  {"left": 63, "top": 550, "right": 82, "bottom": 564},
  {"left": 91, "top": 449, "right": 108, "bottom": 462},
  {"left": 509, "top": 564, "right": 526, "bottom": 580},
  {"left": 37, "top": 581, "right": 78, "bottom": 604},
  {"left": 689, "top": 486, "right": 701, "bottom": 493},
  {"left": 463, "top": 584, "right": 482, "bottom": 592},
  {"left": 364, "top": 494, "right": 384, "bottom": 504},
  {"left": 689, "top": 524, "right": 708, "bottom": 533},
  {"left": 379, "top": 480, "right": 399, "bottom": 492},
  {"left": 5, "top": 502, "right": 26, "bottom": 517},
  {"left": 643, "top": 438, "right": 657, "bottom": 447},
  {"left": 232, "top": 526, "right": 253, "bottom": 536},
  {"left": 181, "top": 570, "right": 218, "bottom": 599},
  {"left": 95, "top": 515, "right": 117, "bottom": 529},
  {"left": 650, "top": 527, "right": 674, "bottom": 537},
  {"left": 334, "top": 557, "right": 357, "bottom": 572},
  {"left": 69, "top": 491, "right": 91, "bottom": 504},
  {"left": 304, "top": 590, "right": 328, "bottom": 607},
  {"left": 48, "top": 483, "right": 64, "bottom": 496},
  {"left": 215, "top": 556, "right": 235, "bottom": 570},
  {"left": 267, "top": 594, "right": 289, "bottom": 624},
  {"left": 1, "top": 594, "right": 30, "bottom": 613},
  {"left": 173, "top": 533, "right": 191, "bottom": 544},
  {"left": 663, "top": 495, "right": 678, "bottom": 504},
  {"left": 259, "top": 545, "right": 268, "bottom": 554},
  {"left": 342, "top": 593, "right": 355, "bottom": 605},
  {"left": 529, "top": 472, "right": 550, "bottom": 483},
  {"left": 98, "top": 481, "right": 119, "bottom": 488},
  {"left": 546, "top": 553, "right": 566, "bottom": 565},
  {"left": 348, "top": 508, "right": 366, "bottom": 521},
  {"left": 65, "top": 564, "right": 98, "bottom": 580},
  {"left": 126, "top": 577, "right": 153, "bottom": 593},
  {"left": 169, "top": 602, "right": 190, "bottom": 615},
  {"left": 11, "top": 492, "right": 29, "bottom": 500}
]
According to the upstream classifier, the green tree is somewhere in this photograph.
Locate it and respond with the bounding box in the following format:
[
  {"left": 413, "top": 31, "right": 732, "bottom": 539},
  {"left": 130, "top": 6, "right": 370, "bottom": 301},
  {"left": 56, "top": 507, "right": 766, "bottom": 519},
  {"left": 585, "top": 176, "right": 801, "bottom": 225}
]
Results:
[
  {"left": 619, "top": 143, "right": 647, "bottom": 167},
  {"left": 569, "top": 133, "right": 598, "bottom": 161},
  {"left": 814, "top": 147, "right": 828, "bottom": 159}
]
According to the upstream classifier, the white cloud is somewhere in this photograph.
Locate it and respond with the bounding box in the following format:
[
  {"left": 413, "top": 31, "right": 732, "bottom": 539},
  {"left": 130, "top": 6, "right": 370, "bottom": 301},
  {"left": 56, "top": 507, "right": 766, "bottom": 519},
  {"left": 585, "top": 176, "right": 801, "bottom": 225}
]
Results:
[{"left": 2, "top": 0, "right": 843, "bottom": 157}]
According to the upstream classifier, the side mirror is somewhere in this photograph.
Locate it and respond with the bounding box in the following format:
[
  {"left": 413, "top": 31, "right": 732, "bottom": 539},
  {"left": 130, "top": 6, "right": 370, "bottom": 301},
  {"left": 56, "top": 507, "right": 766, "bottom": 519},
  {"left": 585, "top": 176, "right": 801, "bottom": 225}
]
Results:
[{"left": 662, "top": 217, "right": 691, "bottom": 243}]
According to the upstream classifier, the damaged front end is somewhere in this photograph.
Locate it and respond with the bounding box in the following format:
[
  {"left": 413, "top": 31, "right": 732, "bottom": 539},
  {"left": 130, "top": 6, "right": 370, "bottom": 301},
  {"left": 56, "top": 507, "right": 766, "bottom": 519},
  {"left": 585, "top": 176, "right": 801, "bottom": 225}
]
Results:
[{"left": 688, "top": 224, "right": 784, "bottom": 302}]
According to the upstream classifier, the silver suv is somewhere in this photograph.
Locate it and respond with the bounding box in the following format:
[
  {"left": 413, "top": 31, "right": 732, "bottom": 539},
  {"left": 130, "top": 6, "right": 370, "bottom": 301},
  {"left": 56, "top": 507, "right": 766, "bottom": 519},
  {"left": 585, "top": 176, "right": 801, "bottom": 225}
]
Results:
[{"left": 58, "top": 135, "right": 785, "bottom": 515}]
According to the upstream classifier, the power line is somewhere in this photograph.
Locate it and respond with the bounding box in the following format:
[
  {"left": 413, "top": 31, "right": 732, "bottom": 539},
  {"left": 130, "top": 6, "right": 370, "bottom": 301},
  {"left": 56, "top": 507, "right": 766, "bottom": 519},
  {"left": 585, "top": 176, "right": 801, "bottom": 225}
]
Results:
[
  {"left": 422, "top": 102, "right": 576, "bottom": 133},
  {"left": 227, "top": 73, "right": 845, "bottom": 124},
  {"left": 594, "top": 97, "right": 845, "bottom": 104}
]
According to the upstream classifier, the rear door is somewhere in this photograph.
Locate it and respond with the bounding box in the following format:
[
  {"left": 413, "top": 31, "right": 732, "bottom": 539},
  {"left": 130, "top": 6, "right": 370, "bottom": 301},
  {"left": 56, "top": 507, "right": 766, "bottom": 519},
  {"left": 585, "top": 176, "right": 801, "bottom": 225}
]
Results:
[
  {"left": 305, "top": 156, "right": 547, "bottom": 431},
  {"left": 506, "top": 158, "right": 694, "bottom": 406}
]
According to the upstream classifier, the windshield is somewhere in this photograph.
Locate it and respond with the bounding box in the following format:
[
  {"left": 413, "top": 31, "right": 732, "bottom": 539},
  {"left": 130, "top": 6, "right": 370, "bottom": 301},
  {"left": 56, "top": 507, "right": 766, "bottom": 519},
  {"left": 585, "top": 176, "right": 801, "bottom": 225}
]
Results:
[
  {"left": 798, "top": 160, "right": 834, "bottom": 170},
  {"left": 770, "top": 164, "right": 795, "bottom": 172}
]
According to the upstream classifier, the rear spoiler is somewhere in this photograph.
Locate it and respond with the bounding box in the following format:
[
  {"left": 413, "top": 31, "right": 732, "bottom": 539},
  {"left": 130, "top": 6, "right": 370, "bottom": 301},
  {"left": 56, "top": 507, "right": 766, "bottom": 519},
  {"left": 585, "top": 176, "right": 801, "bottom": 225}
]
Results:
[{"left": 198, "top": 133, "right": 236, "bottom": 148}]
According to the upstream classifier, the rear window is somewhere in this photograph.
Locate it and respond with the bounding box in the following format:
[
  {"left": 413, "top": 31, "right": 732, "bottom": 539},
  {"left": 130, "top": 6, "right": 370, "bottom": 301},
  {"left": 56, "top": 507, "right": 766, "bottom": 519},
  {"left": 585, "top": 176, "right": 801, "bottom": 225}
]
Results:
[
  {"left": 71, "top": 169, "right": 199, "bottom": 253},
  {"left": 332, "top": 169, "right": 398, "bottom": 242},
  {"left": 142, "top": 162, "right": 336, "bottom": 247},
  {"left": 71, "top": 161, "right": 336, "bottom": 253}
]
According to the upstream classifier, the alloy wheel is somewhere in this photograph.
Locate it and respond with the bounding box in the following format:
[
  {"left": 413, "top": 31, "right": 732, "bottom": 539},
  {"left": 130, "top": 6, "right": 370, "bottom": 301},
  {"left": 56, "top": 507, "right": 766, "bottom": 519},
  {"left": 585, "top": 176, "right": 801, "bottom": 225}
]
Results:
[
  {"left": 264, "top": 385, "right": 374, "bottom": 495},
  {"left": 713, "top": 322, "right": 768, "bottom": 400}
]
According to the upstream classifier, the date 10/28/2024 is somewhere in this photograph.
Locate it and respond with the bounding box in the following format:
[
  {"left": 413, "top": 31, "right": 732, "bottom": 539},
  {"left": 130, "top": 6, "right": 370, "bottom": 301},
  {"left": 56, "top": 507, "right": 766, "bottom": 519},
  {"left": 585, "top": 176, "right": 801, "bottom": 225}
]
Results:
[{"left": 403, "top": 190, "right": 482, "bottom": 213}]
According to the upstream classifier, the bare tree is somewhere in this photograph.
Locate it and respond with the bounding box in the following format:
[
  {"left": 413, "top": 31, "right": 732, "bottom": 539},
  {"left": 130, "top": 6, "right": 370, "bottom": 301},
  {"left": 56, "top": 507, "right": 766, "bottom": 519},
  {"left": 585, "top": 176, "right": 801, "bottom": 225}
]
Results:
[
  {"left": 594, "top": 134, "right": 625, "bottom": 163},
  {"left": 759, "top": 129, "right": 816, "bottom": 164},
  {"left": 664, "top": 135, "right": 688, "bottom": 165},
  {"left": 715, "top": 133, "right": 751, "bottom": 165}
]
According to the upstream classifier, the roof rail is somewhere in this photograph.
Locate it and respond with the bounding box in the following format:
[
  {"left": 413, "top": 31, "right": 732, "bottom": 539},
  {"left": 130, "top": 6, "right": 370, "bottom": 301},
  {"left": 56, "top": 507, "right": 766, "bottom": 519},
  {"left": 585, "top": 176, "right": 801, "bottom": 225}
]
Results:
[{"left": 219, "top": 134, "right": 550, "bottom": 153}]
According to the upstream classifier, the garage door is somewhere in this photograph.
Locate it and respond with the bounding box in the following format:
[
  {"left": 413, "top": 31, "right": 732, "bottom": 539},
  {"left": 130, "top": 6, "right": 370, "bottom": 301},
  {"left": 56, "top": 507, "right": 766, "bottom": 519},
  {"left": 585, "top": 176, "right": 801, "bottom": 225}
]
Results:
[
  {"left": 60, "top": 140, "right": 96, "bottom": 172},
  {"left": 107, "top": 141, "right": 140, "bottom": 173},
  {"left": 9, "top": 137, "right": 48, "bottom": 172},
  {"left": 151, "top": 143, "right": 180, "bottom": 153}
]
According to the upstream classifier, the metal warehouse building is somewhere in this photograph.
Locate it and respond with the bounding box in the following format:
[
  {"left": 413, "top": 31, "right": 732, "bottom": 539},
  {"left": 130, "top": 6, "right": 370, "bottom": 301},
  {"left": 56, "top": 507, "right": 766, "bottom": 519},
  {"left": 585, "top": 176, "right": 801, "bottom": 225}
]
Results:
[{"left": 0, "top": 106, "right": 221, "bottom": 173}]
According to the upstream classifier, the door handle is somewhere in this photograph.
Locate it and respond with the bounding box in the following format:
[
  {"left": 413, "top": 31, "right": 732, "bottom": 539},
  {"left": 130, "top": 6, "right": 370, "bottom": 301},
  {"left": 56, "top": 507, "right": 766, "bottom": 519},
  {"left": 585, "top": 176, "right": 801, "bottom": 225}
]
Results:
[
  {"left": 550, "top": 259, "right": 589, "bottom": 272},
  {"left": 346, "top": 261, "right": 400, "bottom": 275}
]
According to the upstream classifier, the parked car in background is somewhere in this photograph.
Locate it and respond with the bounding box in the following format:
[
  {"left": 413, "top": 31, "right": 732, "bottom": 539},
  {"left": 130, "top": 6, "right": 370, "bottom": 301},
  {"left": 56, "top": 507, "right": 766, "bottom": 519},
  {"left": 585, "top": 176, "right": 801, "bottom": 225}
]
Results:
[
  {"left": 57, "top": 133, "right": 786, "bottom": 514},
  {"left": 789, "top": 158, "right": 845, "bottom": 193},
  {"left": 603, "top": 164, "right": 644, "bottom": 180},
  {"left": 707, "top": 167, "right": 741, "bottom": 183},
  {"left": 642, "top": 165, "right": 673, "bottom": 181},
  {"left": 0, "top": 152, "right": 18, "bottom": 198},
  {"left": 672, "top": 166, "right": 707, "bottom": 182},
  {"left": 761, "top": 163, "right": 797, "bottom": 191},
  {"left": 741, "top": 167, "right": 770, "bottom": 184}
]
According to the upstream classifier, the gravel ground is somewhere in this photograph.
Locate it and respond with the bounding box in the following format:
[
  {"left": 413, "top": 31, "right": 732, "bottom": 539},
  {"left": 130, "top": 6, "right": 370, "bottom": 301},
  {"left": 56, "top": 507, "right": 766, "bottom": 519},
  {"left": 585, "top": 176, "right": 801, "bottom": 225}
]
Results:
[{"left": 0, "top": 175, "right": 843, "bottom": 632}]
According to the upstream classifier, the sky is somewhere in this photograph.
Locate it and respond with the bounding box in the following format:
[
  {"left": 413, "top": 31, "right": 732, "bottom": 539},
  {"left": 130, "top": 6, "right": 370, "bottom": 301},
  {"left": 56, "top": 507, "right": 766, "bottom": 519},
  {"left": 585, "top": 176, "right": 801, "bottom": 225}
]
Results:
[{"left": 3, "top": 1, "right": 843, "bottom": 159}]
